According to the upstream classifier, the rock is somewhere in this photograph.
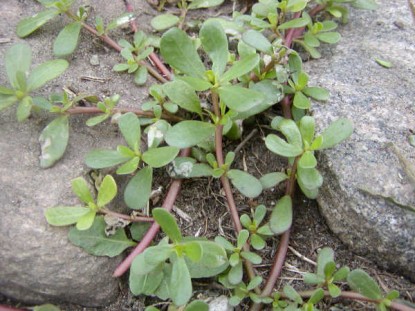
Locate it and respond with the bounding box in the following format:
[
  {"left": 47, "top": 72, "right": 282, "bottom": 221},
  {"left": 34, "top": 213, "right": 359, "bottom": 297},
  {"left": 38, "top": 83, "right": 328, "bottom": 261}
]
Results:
[
  {"left": 90, "top": 54, "right": 100, "bottom": 66},
  {"left": 208, "top": 295, "right": 233, "bottom": 311},
  {"left": 0, "top": 0, "right": 152, "bottom": 306},
  {"left": 305, "top": 1, "right": 415, "bottom": 280}
]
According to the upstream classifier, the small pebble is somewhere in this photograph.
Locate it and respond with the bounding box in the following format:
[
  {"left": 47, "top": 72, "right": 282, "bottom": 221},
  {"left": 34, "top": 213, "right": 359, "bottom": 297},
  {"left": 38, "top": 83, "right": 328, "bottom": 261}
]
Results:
[{"left": 90, "top": 54, "right": 100, "bottom": 66}]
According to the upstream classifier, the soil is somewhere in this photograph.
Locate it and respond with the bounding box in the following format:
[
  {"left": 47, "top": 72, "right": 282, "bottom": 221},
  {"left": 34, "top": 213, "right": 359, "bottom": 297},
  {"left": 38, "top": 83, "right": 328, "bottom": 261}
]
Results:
[{"left": 0, "top": 0, "right": 414, "bottom": 310}]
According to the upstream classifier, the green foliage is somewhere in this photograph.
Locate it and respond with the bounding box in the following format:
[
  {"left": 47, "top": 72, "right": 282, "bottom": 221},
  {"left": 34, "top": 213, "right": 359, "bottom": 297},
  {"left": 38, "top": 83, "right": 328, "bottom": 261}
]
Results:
[
  {"left": 240, "top": 205, "right": 273, "bottom": 250},
  {"left": 130, "top": 208, "right": 228, "bottom": 306},
  {"left": 0, "top": 43, "right": 68, "bottom": 121},
  {"left": 33, "top": 304, "right": 61, "bottom": 311},
  {"left": 39, "top": 116, "right": 69, "bottom": 168},
  {"left": 45, "top": 175, "right": 117, "bottom": 230}
]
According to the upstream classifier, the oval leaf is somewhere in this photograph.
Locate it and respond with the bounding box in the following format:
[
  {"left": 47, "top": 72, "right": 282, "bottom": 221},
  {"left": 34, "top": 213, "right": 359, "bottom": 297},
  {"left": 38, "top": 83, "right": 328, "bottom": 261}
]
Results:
[
  {"left": 227, "top": 169, "right": 262, "bottom": 198},
  {"left": 347, "top": 269, "right": 382, "bottom": 299},
  {"left": 17, "top": 9, "right": 59, "bottom": 37},
  {"left": 170, "top": 256, "right": 192, "bottom": 306},
  {"left": 151, "top": 14, "right": 180, "bottom": 31},
  {"left": 39, "top": 116, "right": 69, "bottom": 168},
  {"left": 278, "top": 17, "right": 310, "bottom": 30},
  {"left": 318, "top": 118, "right": 354, "bottom": 150},
  {"left": 270, "top": 195, "right": 292, "bottom": 235},
  {"left": 242, "top": 29, "right": 273, "bottom": 54},
  {"left": 71, "top": 177, "right": 94, "bottom": 204},
  {"left": 165, "top": 121, "right": 215, "bottom": 148},
  {"left": 68, "top": 216, "right": 135, "bottom": 257},
  {"left": 265, "top": 134, "right": 303, "bottom": 157},
  {"left": 97, "top": 175, "right": 117, "bottom": 207},
  {"left": 200, "top": 20, "right": 228, "bottom": 76},
  {"left": 118, "top": 112, "right": 141, "bottom": 152},
  {"left": 124, "top": 166, "right": 153, "bottom": 210},
  {"left": 85, "top": 149, "right": 130, "bottom": 169},
  {"left": 27, "top": 59, "right": 69, "bottom": 91},
  {"left": 5, "top": 43, "right": 32, "bottom": 89},
  {"left": 152, "top": 208, "right": 182, "bottom": 243},
  {"left": 142, "top": 146, "right": 180, "bottom": 168},
  {"left": 260, "top": 172, "right": 288, "bottom": 189},
  {"left": 218, "top": 85, "right": 264, "bottom": 112},
  {"left": 53, "top": 21, "right": 82, "bottom": 56},
  {"left": 302, "top": 86, "right": 329, "bottom": 101},
  {"left": 160, "top": 28, "right": 205, "bottom": 79},
  {"left": 45, "top": 206, "right": 90, "bottom": 226},
  {"left": 221, "top": 54, "right": 259, "bottom": 82},
  {"left": 163, "top": 80, "right": 202, "bottom": 114}
]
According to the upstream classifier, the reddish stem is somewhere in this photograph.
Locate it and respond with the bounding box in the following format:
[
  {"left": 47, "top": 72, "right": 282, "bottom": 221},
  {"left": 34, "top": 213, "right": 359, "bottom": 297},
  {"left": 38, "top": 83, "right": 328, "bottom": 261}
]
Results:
[
  {"left": 113, "top": 148, "right": 191, "bottom": 277},
  {"left": 122, "top": 0, "right": 138, "bottom": 33},
  {"left": 0, "top": 307, "right": 25, "bottom": 311}
]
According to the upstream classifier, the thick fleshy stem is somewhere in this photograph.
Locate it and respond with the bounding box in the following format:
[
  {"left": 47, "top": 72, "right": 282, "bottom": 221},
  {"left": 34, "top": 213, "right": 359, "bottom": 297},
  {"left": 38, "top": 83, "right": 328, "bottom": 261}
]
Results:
[
  {"left": 212, "top": 92, "right": 260, "bottom": 293},
  {"left": 122, "top": 0, "right": 138, "bottom": 33},
  {"left": 0, "top": 306, "right": 25, "bottom": 311},
  {"left": 113, "top": 148, "right": 191, "bottom": 277}
]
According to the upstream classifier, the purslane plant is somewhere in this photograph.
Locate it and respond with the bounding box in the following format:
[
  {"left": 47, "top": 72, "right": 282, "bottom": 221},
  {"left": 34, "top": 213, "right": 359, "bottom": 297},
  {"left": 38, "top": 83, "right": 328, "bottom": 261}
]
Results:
[{"left": 1, "top": 1, "right": 413, "bottom": 311}]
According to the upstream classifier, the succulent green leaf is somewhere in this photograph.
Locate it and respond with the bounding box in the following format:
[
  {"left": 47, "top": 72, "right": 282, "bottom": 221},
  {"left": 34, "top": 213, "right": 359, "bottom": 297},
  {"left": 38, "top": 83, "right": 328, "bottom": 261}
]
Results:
[
  {"left": 227, "top": 169, "right": 262, "bottom": 198},
  {"left": 286, "top": 0, "right": 308, "bottom": 12},
  {"left": 317, "top": 247, "right": 335, "bottom": 277},
  {"left": 298, "top": 117, "right": 314, "bottom": 147},
  {"left": 68, "top": 216, "right": 135, "bottom": 256},
  {"left": 237, "top": 229, "right": 250, "bottom": 248},
  {"left": 130, "top": 222, "right": 151, "bottom": 241},
  {"left": 221, "top": 54, "right": 259, "bottom": 82},
  {"left": 153, "top": 208, "right": 182, "bottom": 243},
  {"left": 302, "top": 87, "right": 329, "bottom": 101},
  {"left": 39, "top": 115, "right": 69, "bottom": 168},
  {"left": 283, "top": 285, "right": 303, "bottom": 304},
  {"left": 293, "top": 91, "right": 311, "bottom": 109},
  {"left": 304, "top": 32, "right": 320, "bottom": 47},
  {"left": 33, "top": 304, "right": 60, "bottom": 311},
  {"left": 186, "top": 240, "right": 228, "bottom": 278},
  {"left": 176, "top": 76, "right": 212, "bottom": 91},
  {"left": 185, "top": 300, "right": 209, "bottom": 311},
  {"left": 270, "top": 195, "right": 292, "bottom": 235},
  {"left": 260, "top": 172, "right": 288, "bottom": 189},
  {"left": 116, "top": 156, "right": 140, "bottom": 175},
  {"left": 165, "top": 121, "right": 215, "bottom": 148},
  {"left": 251, "top": 234, "right": 266, "bottom": 250},
  {"left": 297, "top": 166, "right": 323, "bottom": 190},
  {"left": 71, "top": 177, "right": 94, "bottom": 204},
  {"left": 265, "top": 134, "right": 303, "bottom": 157},
  {"left": 303, "top": 272, "right": 324, "bottom": 284},
  {"left": 0, "top": 95, "right": 18, "bottom": 111},
  {"left": 97, "top": 175, "right": 117, "bottom": 207},
  {"left": 27, "top": 60, "right": 69, "bottom": 91},
  {"left": 278, "top": 17, "right": 309, "bottom": 30},
  {"left": 316, "top": 32, "right": 341, "bottom": 44},
  {"left": 160, "top": 28, "right": 205, "bottom": 79},
  {"left": 16, "top": 96, "right": 32, "bottom": 122},
  {"left": 298, "top": 151, "right": 317, "bottom": 169},
  {"left": 134, "top": 66, "right": 148, "bottom": 85},
  {"left": 85, "top": 149, "right": 130, "bottom": 169},
  {"left": 333, "top": 266, "right": 350, "bottom": 281},
  {"left": 218, "top": 85, "right": 264, "bottom": 112},
  {"left": 17, "top": 9, "right": 59, "bottom": 37},
  {"left": 151, "top": 14, "right": 180, "bottom": 31},
  {"left": 76, "top": 209, "right": 96, "bottom": 230},
  {"left": 130, "top": 259, "right": 164, "bottom": 294},
  {"left": 352, "top": 0, "right": 379, "bottom": 10},
  {"left": 308, "top": 288, "right": 324, "bottom": 304},
  {"left": 200, "top": 20, "right": 228, "bottom": 76},
  {"left": 86, "top": 114, "right": 110, "bottom": 127},
  {"left": 170, "top": 256, "right": 192, "bottom": 306},
  {"left": 53, "top": 21, "right": 82, "bottom": 56},
  {"left": 228, "top": 261, "right": 243, "bottom": 285},
  {"left": 241, "top": 251, "right": 262, "bottom": 264},
  {"left": 242, "top": 30, "right": 273, "bottom": 54},
  {"left": 183, "top": 241, "right": 203, "bottom": 262},
  {"left": 142, "top": 146, "right": 180, "bottom": 168},
  {"left": 386, "top": 290, "right": 400, "bottom": 301},
  {"left": 45, "top": 206, "right": 90, "bottom": 226},
  {"left": 328, "top": 283, "right": 341, "bottom": 298},
  {"left": 163, "top": 80, "right": 202, "bottom": 114},
  {"left": 278, "top": 119, "right": 302, "bottom": 148},
  {"left": 375, "top": 58, "right": 392, "bottom": 68},
  {"left": 118, "top": 112, "right": 141, "bottom": 152},
  {"left": 297, "top": 177, "right": 319, "bottom": 199},
  {"left": 318, "top": 118, "right": 354, "bottom": 150},
  {"left": 347, "top": 269, "right": 382, "bottom": 299},
  {"left": 5, "top": 43, "right": 32, "bottom": 90},
  {"left": 124, "top": 166, "right": 153, "bottom": 210},
  {"left": 188, "top": 0, "right": 224, "bottom": 9}
]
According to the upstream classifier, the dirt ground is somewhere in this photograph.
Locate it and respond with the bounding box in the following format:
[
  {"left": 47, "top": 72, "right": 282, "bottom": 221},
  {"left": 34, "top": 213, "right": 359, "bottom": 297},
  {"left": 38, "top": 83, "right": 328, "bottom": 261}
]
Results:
[{"left": 1, "top": 0, "right": 414, "bottom": 310}]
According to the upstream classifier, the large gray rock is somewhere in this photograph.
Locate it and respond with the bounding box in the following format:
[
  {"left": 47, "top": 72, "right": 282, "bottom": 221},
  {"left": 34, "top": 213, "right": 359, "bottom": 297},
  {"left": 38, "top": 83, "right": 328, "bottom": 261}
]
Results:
[
  {"left": 305, "top": 1, "right": 415, "bottom": 280},
  {"left": 0, "top": 0, "right": 151, "bottom": 306}
]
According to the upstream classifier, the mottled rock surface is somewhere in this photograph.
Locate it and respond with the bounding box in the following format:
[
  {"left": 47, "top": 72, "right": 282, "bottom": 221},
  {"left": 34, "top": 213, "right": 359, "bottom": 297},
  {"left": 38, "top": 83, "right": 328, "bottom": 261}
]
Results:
[
  {"left": 305, "top": 0, "right": 415, "bottom": 280},
  {"left": 0, "top": 0, "right": 151, "bottom": 306}
]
